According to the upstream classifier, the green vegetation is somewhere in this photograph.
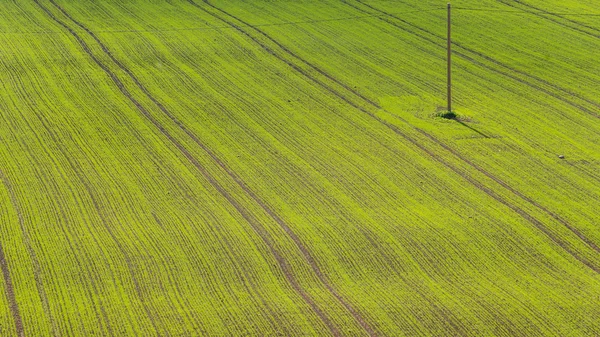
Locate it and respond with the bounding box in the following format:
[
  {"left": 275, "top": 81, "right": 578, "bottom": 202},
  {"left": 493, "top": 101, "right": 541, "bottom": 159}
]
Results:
[{"left": 0, "top": 0, "right": 599, "bottom": 335}]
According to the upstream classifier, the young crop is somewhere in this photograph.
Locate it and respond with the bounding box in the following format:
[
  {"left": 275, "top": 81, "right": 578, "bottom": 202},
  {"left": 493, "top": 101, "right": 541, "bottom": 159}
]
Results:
[{"left": 0, "top": 0, "right": 598, "bottom": 335}]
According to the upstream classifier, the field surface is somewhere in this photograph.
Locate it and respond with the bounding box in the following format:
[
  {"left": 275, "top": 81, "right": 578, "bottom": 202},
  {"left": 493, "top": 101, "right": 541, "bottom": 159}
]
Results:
[{"left": 0, "top": 0, "right": 599, "bottom": 336}]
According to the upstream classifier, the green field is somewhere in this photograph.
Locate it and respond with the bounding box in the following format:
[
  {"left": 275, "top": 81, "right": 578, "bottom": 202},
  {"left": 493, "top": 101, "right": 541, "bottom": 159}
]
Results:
[{"left": 0, "top": 0, "right": 599, "bottom": 335}]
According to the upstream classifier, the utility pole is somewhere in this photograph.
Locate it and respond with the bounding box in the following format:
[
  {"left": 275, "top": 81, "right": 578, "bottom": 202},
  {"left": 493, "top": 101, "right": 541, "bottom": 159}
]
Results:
[{"left": 447, "top": 2, "right": 452, "bottom": 113}]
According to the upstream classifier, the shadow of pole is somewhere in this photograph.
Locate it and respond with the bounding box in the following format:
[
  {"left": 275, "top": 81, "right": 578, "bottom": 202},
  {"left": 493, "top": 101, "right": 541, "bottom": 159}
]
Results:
[{"left": 455, "top": 120, "right": 490, "bottom": 138}]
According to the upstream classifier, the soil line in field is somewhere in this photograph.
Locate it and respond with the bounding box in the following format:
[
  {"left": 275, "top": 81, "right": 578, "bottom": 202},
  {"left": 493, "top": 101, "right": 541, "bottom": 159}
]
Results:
[
  {"left": 498, "top": 0, "right": 600, "bottom": 39},
  {"left": 38, "top": 0, "right": 349, "bottom": 334},
  {"left": 0, "top": 169, "right": 57, "bottom": 336},
  {"left": 348, "top": 0, "right": 600, "bottom": 118},
  {"left": 346, "top": 0, "right": 600, "bottom": 254},
  {"left": 188, "top": 0, "right": 600, "bottom": 273},
  {"left": 30, "top": 0, "right": 173, "bottom": 334},
  {"left": 30, "top": 96, "right": 164, "bottom": 335},
  {"left": 151, "top": 214, "right": 284, "bottom": 336},
  {"left": 187, "top": 0, "right": 390, "bottom": 335},
  {"left": 0, "top": 241, "right": 25, "bottom": 337}
]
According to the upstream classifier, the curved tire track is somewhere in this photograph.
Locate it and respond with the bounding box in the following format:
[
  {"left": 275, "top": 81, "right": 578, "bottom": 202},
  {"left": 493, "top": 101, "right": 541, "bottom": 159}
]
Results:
[
  {"left": 0, "top": 241, "right": 25, "bottom": 337},
  {"left": 25, "top": 84, "right": 163, "bottom": 336},
  {"left": 151, "top": 213, "right": 286, "bottom": 336},
  {"left": 39, "top": 0, "right": 345, "bottom": 335},
  {"left": 347, "top": 0, "right": 600, "bottom": 255},
  {"left": 30, "top": 0, "right": 177, "bottom": 334},
  {"left": 0, "top": 169, "right": 58, "bottom": 336},
  {"left": 186, "top": 1, "right": 392, "bottom": 335},
  {"left": 36, "top": 3, "right": 600, "bottom": 337},
  {"left": 349, "top": 0, "right": 600, "bottom": 119},
  {"left": 499, "top": 0, "right": 600, "bottom": 39},
  {"left": 186, "top": 0, "right": 600, "bottom": 273},
  {"left": 5, "top": 59, "right": 122, "bottom": 333}
]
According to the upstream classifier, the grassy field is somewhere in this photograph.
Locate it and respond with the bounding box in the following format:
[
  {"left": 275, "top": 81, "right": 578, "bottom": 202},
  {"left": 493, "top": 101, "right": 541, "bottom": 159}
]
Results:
[{"left": 0, "top": 0, "right": 599, "bottom": 335}]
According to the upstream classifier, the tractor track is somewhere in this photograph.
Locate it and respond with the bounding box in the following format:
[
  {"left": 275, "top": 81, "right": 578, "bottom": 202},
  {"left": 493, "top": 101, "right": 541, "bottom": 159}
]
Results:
[
  {"left": 565, "top": 161, "right": 600, "bottom": 183},
  {"left": 346, "top": 0, "right": 600, "bottom": 254},
  {"left": 186, "top": 0, "right": 600, "bottom": 272},
  {"left": 153, "top": 202, "right": 290, "bottom": 334},
  {"left": 39, "top": 0, "right": 347, "bottom": 335},
  {"left": 0, "top": 241, "right": 24, "bottom": 337},
  {"left": 498, "top": 0, "right": 600, "bottom": 39},
  {"left": 144, "top": 36, "right": 474, "bottom": 331},
  {"left": 6, "top": 0, "right": 600, "bottom": 334},
  {"left": 5, "top": 28, "right": 223, "bottom": 332},
  {"left": 186, "top": 1, "right": 430, "bottom": 334},
  {"left": 26, "top": 87, "right": 164, "bottom": 336},
  {"left": 3, "top": 59, "right": 142, "bottom": 336},
  {"left": 8, "top": 46, "right": 287, "bottom": 333},
  {"left": 10, "top": 66, "right": 124, "bottom": 335},
  {"left": 192, "top": 0, "right": 382, "bottom": 109},
  {"left": 34, "top": 0, "right": 600, "bottom": 334},
  {"left": 22, "top": 145, "right": 114, "bottom": 336},
  {"left": 357, "top": 0, "right": 600, "bottom": 109},
  {"left": 145, "top": 215, "right": 208, "bottom": 335},
  {"left": 152, "top": 213, "right": 287, "bottom": 336},
  {"left": 143, "top": 40, "right": 459, "bottom": 331},
  {"left": 415, "top": 129, "right": 600, "bottom": 255},
  {"left": 130, "top": 219, "right": 204, "bottom": 335},
  {"left": 396, "top": 122, "right": 600, "bottom": 273},
  {"left": 144, "top": 127, "right": 288, "bottom": 333},
  {"left": 348, "top": 0, "right": 600, "bottom": 118},
  {"left": 31, "top": 0, "right": 173, "bottom": 334},
  {"left": 0, "top": 169, "right": 58, "bottom": 336}
]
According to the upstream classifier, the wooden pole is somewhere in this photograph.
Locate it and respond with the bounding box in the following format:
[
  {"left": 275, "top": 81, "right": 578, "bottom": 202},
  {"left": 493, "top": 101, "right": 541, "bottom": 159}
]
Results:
[{"left": 447, "top": 2, "right": 452, "bottom": 112}]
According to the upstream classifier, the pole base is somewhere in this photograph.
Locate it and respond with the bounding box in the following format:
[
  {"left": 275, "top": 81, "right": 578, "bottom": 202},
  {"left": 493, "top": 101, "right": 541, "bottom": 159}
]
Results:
[{"left": 439, "top": 110, "right": 457, "bottom": 119}]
